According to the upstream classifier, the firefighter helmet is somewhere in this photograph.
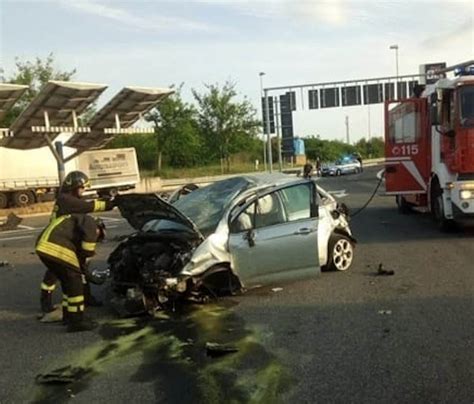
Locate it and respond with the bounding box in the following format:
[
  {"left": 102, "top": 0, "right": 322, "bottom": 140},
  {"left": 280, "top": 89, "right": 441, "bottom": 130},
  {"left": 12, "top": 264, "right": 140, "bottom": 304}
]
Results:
[{"left": 62, "top": 171, "right": 90, "bottom": 192}]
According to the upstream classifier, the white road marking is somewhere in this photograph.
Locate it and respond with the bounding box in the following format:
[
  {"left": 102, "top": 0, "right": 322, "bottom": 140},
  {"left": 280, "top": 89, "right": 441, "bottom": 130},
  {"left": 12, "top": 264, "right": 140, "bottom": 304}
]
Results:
[
  {"left": 18, "top": 225, "right": 35, "bottom": 230},
  {"left": 99, "top": 216, "right": 125, "bottom": 223},
  {"left": 328, "top": 189, "right": 348, "bottom": 198},
  {"left": 0, "top": 235, "right": 34, "bottom": 242},
  {"left": 0, "top": 227, "right": 42, "bottom": 235}
]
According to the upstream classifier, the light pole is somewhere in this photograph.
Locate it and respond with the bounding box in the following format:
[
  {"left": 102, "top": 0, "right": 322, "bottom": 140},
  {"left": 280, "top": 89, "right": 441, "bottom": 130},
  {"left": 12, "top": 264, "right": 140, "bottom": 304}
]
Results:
[
  {"left": 259, "top": 72, "right": 267, "bottom": 171},
  {"left": 264, "top": 88, "right": 273, "bottom": 173},
  {"left": 389, "top": 44, "right": 399, "bottom": 96}
]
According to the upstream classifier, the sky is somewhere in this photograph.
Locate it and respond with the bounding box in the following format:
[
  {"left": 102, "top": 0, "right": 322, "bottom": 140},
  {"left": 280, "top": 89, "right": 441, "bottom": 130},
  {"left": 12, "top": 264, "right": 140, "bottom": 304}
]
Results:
[{"left": 0, "top": 0, "right": 473, "bottom": 144}]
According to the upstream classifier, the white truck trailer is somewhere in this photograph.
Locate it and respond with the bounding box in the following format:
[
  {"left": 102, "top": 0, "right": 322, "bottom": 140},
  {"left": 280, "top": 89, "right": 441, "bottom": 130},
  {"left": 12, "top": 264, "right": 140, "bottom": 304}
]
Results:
[{"left": 0, "top": 147, "right": 140, "bottom": 208}]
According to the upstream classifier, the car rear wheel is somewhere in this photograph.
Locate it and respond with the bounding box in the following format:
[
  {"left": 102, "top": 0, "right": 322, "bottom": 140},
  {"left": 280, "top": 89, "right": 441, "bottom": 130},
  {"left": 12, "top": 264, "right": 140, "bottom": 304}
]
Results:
[{"left": 327, "top": 234, "right": 354, "bottom": 271}]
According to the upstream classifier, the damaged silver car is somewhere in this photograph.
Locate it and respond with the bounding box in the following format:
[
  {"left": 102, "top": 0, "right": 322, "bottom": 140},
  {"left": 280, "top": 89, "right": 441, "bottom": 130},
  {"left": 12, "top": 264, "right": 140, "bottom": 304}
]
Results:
[{"left": 109, "top": 173, "right": 355, "bottom": 314}]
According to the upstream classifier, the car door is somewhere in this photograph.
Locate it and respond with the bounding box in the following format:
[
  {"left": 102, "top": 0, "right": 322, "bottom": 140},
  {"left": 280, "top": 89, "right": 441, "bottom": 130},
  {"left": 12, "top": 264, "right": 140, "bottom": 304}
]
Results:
[{"left": 228, "top": 182, "right": 320, "bottom": 286}]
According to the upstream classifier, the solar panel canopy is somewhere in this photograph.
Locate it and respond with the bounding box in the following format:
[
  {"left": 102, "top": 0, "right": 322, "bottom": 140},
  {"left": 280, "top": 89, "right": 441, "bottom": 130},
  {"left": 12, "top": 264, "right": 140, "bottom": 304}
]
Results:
[
  {"left": 1, "top": 81, "right": 107, "bottom": 149},
  {"left": 0, "top": 83, "right": 29, "bottom": 121},
  {"left": 66, "top": 86, "right": 174, "bottom": 151}
]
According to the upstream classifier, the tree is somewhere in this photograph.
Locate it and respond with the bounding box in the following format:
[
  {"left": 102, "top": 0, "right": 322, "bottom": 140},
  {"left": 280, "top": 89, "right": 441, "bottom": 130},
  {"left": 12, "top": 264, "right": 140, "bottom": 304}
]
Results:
[
  {"left": 354, "top": 137, "right": 385, "bottom": 158},
  {"left": 305, "top": 136, "right": 356, "bottom": 162},
  {"left": 146, "top": 85, "right": 201, "bottom": 171},
  {"left": 0, "top": 53, "right": 76, "bottom": 126},
  {"left": 192, "top": 81, "right": 260, "bottom": 173}
]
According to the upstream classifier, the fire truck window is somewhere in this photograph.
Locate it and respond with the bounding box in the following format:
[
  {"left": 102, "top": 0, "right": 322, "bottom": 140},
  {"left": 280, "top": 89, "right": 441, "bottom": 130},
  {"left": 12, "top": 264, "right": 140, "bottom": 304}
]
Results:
[
  {"left": 460, "top": 87, "right": 474, "bottom": 127},
  {"left": 389, "top": 103, "right": 418, "bottom": 144}
]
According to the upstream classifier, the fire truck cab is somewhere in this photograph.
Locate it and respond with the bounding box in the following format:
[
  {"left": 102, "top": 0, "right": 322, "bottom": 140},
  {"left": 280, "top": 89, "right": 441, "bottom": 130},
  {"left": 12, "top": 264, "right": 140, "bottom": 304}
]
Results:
[{"left": 384, "top": 61, "right": 474, "bottom": 229}]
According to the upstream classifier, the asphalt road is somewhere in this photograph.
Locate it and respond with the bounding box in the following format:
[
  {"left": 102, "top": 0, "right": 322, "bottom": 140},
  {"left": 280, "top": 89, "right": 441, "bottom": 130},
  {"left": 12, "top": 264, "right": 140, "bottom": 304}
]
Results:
[{"left": 0, "top": 167, "right": 473, "bottom": 403}]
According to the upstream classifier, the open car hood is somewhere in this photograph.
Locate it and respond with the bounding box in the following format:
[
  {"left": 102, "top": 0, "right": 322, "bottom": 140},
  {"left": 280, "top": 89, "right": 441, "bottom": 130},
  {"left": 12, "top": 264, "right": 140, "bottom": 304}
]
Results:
[{"left": 114, "top": 193, "right": 203, "bottom": 238}]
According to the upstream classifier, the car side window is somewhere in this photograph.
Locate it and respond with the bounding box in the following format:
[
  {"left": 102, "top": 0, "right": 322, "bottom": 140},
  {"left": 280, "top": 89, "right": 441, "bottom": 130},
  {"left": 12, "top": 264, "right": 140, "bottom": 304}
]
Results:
[
  {"left": 279, "top": 183, "right": 312, "bottom": 221},
  {"left": 255, "top": 193, "right": 286, "bottom": 228}
]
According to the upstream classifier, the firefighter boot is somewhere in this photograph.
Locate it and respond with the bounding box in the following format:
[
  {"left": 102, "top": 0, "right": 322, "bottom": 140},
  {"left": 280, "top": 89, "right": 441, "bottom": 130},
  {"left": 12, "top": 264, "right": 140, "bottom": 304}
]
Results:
[
  {"left": 67, "top": 312, "right": 98, "bottom": 333},
  {"left": 84, "top": 283, "right": 102, "bottom": 307},
  {"left": 40, "top": 290, "right": 54, "bottom": 314}
]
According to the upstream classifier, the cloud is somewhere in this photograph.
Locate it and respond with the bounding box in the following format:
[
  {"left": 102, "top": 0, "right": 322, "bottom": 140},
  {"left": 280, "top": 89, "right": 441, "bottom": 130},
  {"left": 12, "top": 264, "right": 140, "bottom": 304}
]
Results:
[
  {"left": 193, "top": 0, "right": 350, "bottom": 26},
  {"left": 421, "top": 17, "right": 473, "bottom": 49},
  {"left": 56, "top": 0, "right": 213, "bottom": 32}
]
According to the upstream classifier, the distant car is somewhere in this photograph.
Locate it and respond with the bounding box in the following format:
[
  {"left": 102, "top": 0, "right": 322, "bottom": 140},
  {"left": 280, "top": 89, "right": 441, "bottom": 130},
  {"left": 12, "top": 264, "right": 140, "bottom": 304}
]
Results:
[
  {"left": 321, "top": 159, "right": 361, "bottom": 177},
  {"left": 109, "top": 174, "right": 356, "bottom": 315}
]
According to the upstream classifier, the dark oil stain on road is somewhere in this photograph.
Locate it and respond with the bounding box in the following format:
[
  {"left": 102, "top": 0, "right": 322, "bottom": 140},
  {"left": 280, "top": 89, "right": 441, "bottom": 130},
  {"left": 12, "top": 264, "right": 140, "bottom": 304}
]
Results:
[{"left": 32, "top": 302, "right": 292, "bottom": 404}]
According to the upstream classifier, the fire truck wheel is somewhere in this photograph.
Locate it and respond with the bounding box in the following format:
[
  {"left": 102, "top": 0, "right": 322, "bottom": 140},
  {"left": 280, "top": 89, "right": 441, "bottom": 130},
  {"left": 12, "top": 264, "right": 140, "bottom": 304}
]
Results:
[
  {"left": 396, "top": 195, "right": 411, "bottom": 214},
  {"left": 327, "top": 234, "right": 354, "bottom": 271},
  {"left": 431, "top": 186, "right": 455, "bottom": 231}
]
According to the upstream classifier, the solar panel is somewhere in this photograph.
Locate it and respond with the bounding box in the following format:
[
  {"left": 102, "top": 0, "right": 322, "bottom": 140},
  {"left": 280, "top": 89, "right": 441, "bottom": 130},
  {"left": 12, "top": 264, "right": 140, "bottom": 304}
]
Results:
[
  {"left": 0, "top": 83, "right": 29, "bottom": 121},
  {"left": 1, "top": 81, "right": 107, "bottom": 149},
  {"left": 66, "top": 86, "right": 173, "bottom": 150}
]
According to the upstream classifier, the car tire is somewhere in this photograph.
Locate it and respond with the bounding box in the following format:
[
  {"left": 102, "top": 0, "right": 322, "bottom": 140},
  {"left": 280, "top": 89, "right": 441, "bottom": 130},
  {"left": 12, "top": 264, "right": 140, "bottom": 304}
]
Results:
[
  {"left": 12, "top": 190, "right": 35, "bottom": 207},
  {"left": 0, "top": 192, "right": 8, "bottom": 209},
  {"left": 326, "top": 234, "right": 354, "bottom": 271}
]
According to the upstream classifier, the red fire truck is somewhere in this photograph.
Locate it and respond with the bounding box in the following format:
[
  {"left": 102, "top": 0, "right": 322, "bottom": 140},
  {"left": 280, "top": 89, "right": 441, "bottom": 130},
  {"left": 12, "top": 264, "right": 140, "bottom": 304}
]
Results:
[{"left": 384, "top": 60, "right": 474, "bottom": 229}]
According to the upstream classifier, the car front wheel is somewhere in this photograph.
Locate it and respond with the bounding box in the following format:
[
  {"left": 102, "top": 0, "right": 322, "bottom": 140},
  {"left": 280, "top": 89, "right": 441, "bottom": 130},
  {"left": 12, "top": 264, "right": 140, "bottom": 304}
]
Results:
[{"left": 327, "top": 234, "right": 354, "bottom": 271}]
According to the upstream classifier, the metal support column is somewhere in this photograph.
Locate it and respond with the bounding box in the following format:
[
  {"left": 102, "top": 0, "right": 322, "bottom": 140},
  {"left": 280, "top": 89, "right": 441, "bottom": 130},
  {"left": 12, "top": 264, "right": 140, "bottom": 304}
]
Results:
[
  {"left": 264, "top": 88, "right": 273, "bottom": 173},
  {"left": 55, "top": 141, "right": 66, "bottom": 184}
]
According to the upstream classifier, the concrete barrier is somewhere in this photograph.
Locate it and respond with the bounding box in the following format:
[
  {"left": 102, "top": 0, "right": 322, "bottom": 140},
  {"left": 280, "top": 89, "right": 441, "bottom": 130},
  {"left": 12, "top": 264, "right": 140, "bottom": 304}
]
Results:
[{"left": 136, "top": 158, "right": 386, "bottom": 194}]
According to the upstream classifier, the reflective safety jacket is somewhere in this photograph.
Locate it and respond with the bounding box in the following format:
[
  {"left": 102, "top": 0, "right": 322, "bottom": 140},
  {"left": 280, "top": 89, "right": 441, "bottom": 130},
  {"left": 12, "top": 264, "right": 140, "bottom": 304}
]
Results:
[
  {"left": 50, "top": 193, "right": 114, "bottom": 221},
  {"left": 36, "top": 214, "right": 98, "bottom": 270}
]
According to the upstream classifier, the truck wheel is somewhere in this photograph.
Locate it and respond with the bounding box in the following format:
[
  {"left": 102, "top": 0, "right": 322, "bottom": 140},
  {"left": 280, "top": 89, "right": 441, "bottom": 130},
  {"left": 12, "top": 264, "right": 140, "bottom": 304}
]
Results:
[
  {"left": 430, "top": 184, "right": 455, "bottom": 231},
  {"left": 0, "top": 192, "right": 8, "bottom": 209},
  {"left": 12, "top": 191, "right": 35, "bottom": 207},
  {"left": 396, "top": 195, "right": 411, "bottom": 214}
]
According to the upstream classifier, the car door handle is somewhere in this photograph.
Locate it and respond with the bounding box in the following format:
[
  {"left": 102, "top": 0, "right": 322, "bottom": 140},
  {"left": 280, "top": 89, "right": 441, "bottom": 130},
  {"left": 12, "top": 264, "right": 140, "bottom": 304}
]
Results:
[{"left": 294, "top": 227, "right": 315, "bottom": 235}]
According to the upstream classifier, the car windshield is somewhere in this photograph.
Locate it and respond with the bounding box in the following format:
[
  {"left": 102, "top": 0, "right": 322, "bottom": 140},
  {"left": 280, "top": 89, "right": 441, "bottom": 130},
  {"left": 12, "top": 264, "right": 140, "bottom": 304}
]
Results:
[
  {"left": 173, "top": 177, "right": 252, "bottom": 235},
  {"left": 460, "top": 86, "right": 474, "bottom": 127}
]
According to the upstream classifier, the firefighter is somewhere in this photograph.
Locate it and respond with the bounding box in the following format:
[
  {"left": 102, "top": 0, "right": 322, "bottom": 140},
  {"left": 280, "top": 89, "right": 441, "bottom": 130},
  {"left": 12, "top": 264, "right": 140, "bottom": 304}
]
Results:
[
  {"left": 51, "top": 170, "right": 115, "bottom": 220},
  {"left": 303, "top": 162, "right": 314, "bottom": 179},
  {"left": 40, "top": 171, "right": 114, "bottom": 317},
  {"left": 36, "top": 214, "right": 105, "bottom": 332}
]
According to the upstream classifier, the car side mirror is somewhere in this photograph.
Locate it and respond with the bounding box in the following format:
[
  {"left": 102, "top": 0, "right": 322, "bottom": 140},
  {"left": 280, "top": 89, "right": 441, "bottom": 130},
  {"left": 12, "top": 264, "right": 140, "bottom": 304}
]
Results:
[{"left": 244, "top": 229, "right": 256, "bottom": 247}]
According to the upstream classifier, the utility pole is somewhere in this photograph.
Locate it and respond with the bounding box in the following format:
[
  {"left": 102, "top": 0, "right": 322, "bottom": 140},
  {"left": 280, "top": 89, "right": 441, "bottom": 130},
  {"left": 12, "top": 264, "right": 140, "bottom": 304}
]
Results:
[
  {"left": 264, "top": 88, "right": 273, "bottom": 173},
  {"left": 259, "top": 72, "right": 267, "bottom": 171},
  {"left": 275, "top": 97, "right": 283, "bottom": 172},
  {"left": 367, "top": 105, "right": 372, "bottom": 140},
  {"left": 345, "top": 115, "right": 350, "bottom": 144},
  {"left": 390, "top": 44, "right": 399, "bottom": 96}
]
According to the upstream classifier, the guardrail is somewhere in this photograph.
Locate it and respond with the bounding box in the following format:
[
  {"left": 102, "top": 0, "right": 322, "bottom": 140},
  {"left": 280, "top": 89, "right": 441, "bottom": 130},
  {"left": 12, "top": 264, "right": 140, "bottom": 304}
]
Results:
[{"left": 135, "top": 158, "right": 386, "bottom": 194}]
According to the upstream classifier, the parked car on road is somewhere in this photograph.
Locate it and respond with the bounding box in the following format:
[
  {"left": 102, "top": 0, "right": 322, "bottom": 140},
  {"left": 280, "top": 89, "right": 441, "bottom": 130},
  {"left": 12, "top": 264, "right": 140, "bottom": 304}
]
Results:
[
  {"left": 109, "top": 173, "right": 355, "bottom": 315},
  {"left": 321, "top": 159, "right": 361, "bottom": 177}
]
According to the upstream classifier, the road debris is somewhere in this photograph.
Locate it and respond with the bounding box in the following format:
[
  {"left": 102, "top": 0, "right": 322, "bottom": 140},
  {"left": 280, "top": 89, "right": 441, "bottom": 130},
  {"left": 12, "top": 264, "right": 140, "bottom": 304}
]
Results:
[
  {"left": 35, "top": 366, "right": 90, "bottom": 385},
  {"left": 378, "top": 310, "right": 392, "bottom": 315},
  {"left": 271, "top": 287, "right": 283, "bottom": 293},
  {"left": 0, "top": 213, "right": 22, "bottom": 231},
  {"left": 205, "top": 342, "right": 239, "bottom": 358},
  {"left": 377, "top": 263, "right": 395, "bottom": 276}
]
